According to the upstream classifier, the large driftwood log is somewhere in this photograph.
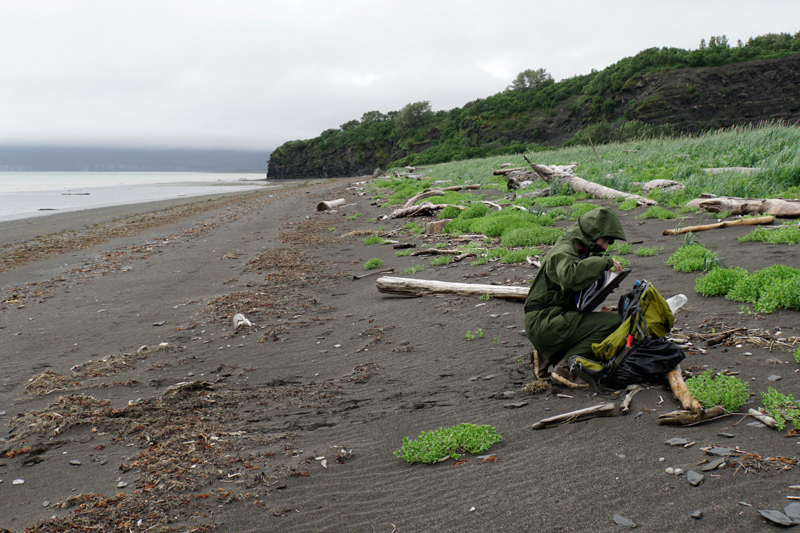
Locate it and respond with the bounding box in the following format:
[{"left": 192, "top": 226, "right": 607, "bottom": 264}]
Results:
[
  {"left": 666, "top": 365, "right": 703, "bottom": 413},
  {"left": 379, "top": 201, "right": 442, "bottom": 220},
  {"left": 493, "top": 167, "right": 527, "bottom": 175},
  {"left": 403, "top": 190, "right": 446, "bottom": 209},
  {"left": 375, "top": 276, "right": 528, "bottom": 301},
  {"left": 532, "top": 403, "right": 616, "bottom": 429},
  {"left": 703, "top": 167, "right": 764, "bottom": 175},
  {"left": 523, "top": 156, "right": 657, "bottom": 206},
  {"left": 317, "top": 198, "right": 346, "bottom": 211},
  {"left": 688, "top": 197, "right": 800, "bottom": 218},
  {"left": 642, "top": 179, "right": 685, "bottom": 194},
  {"left": 662, "top": 216, "right": 775, "bottom": 236},
  {"left": 505, "top": 169, "right": 537, "bottom": 190}
]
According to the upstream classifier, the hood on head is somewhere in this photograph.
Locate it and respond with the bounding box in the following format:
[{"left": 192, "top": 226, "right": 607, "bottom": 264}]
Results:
[{"left": 577, "top": 206, "right": 627, "bottom": 253}]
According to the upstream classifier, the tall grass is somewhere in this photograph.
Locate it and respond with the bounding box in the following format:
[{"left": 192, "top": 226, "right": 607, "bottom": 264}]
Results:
[{"left": 390, "top": 122, "right": 800, "bottom": 199}]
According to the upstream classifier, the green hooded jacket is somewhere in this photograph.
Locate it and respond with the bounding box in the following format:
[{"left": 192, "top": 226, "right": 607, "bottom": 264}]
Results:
[{"left": 524, "top": 206, "right": 627, "bottom": 360}]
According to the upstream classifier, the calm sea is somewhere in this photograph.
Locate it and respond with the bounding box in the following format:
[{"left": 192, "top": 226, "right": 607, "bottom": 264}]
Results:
[{"left": 0, "top": 171, "right": 279, "bottom": 222}]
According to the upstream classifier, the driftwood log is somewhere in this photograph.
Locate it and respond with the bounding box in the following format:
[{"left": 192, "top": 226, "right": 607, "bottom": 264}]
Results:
[
  {"left": 532, "top": 403, "right": 616, "bottom": 429},
  {"left": 317, "top": 198, "right": 346, "bottom": 211},
  {"left": 493, "top": 167, "right": 527, "bottom": 175},
  {"left": 523, "top": 156, "right": 657, "bottom": 206},
  {"left": 662, "top": 216, "right": 775, "bottom": 236},
  {"left": 375, "top": 276, "right": 528, "bottom": 301},
  {"left": 641, "top": 179, "right": 685, "bottom": 194},
  {"left": 686, "top": 196, "right": 800, "bottom": 218}
]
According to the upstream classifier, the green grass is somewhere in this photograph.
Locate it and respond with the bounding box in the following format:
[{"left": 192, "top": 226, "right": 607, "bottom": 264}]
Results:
[
  {"left": 430, "top": 255, "right": 453, "bottom": 266},
  {"left": 640, "top": 205, "right": 677, "bottom": 220},
  {"left": 618, "top": 198, "right": 639, "bottom": 211},
  {"left": 761, "top": 387, "right": 800, "bottom": 431},
  {"left": 666, "top": 243, "right": 722, "bottom": 273},
  {"left": 393, "top": 423, "right": 502, "bottom": 463},
  {"left": 395, "top": 249, "right": 413, "bottom": 257},
  {"left": 695, "top": 264, "right": 800, "bottom": 313},
  {"left": 532, "top": 195, "right": 576, "bottom": 207},
  {"left": 635, "top": 246, "right": 661, "bottom": 257},
  {"left": 607, "top": 241, "right": 632, "bottom": 255},
  {"left": 363, "top": 235, "right": 388, "bottom": 245},
  {"left": 568, "top": 202, "right": 598, "bottom": 220},
  {"left": 404, "top": 263, "right": 425, "bottom": 274}
]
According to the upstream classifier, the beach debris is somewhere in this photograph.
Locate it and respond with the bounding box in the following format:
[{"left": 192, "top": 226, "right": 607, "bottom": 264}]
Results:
[
  {"left": 376, "top": 276, "right": 527, "bottom": 301},
  {"left": 665, "top": 437, "right": 690, "bottom": 446},
  {"left": 784, "top": 503, "right": 800, "bottom": 522},
  {"left": 665, "top": 467, "right": 675, "bottom": 475},
  {"left": 642, "top": 179, "right": 685, "bottom": 195},
  {"left": 758, "top": 509, "right": 795, "bottom": 526},
  {"left": 621, "top": 384, "right": 643, "bottom": 413},
  {"left": 152, "top": 320, "right": 167, "bottom": 326},
  {"left": 701, "top": 457, "right": 727, "bottom": 471},
  {"left": 522, "top": 379, "right": 551, "bottom": 394},
  {"left": 659, "top": 366, "right": 727, "bottom": 426},
  {"left": 768, "top": 374, "right": 782, "bottom": 382},
  {"left": 686, "top": 196, "right": 800, "bottom": 217},
  {"left": 13, "top": 478, "right": 24, "bottom": 485},
  {"left": 686, "top": 471, "right": 704, "bottom": 486},
  {"left": 232, "top": 313, "right": 252, "bottom": 330},
  {"left": 612, "top": 514, "right": 636, "bottom": 528},
  {"left": 662, "top": 216, "right": 775, "bottom": 236},
  {"left": 503, "top": 401, "right": 528, "bottom": 409},
  {"left": 691, "top": 510, "right": 703, "bottom": 519},
  {"left": 748, "top": 408, "right": 778, "bottom": 428},
  {"left": 117, "top": 481, "right": 128, "bottom": 488},
  {"left": 69, "top": 459, "right": 82, "bottom": 466},
  {"left": 353, "top": 267, "right": 395, "bottom": 280},
  {"left": 316, "top": 198, "right": 346, "bottom": 211},
  {"left": 532, "top": 403, "right": 616, "bottom": 430}
]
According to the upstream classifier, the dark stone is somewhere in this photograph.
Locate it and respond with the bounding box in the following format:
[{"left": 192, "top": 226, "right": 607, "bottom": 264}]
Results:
[
  {"left": 503, "top": 401, "right": 528, "bottom": 409},
  {"left": 686, "top": 471, "right": 704, "bottom": 487},
  {"left": 701, "top": 457, "right": 726, "bottom": 471}
]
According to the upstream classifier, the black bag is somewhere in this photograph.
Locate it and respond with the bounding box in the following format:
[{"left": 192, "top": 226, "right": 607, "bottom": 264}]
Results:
[{"left": 601, "top": 336, "right": 685, "bottom": 390}]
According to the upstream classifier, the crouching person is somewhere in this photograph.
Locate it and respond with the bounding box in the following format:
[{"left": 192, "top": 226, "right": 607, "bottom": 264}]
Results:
[{"left": 523, "top": 206, "right": 627, "bottom": 388}]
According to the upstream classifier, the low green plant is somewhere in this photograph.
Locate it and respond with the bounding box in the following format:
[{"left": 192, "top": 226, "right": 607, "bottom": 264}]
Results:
[
  {"left": 364, "top": 258, "right": 383, "bottom": 270},
  {"left": 438, "top": 205, "right": 463, "bottom": 219},
  {"left": 739, "top": 225, "right": 800, "bottom": 245},
  {"left": 500, "top": 248, "right": 541, "bottom": 264},
  {"left": 568, "top": 203, "right": 598, "bottom": 220},
  {"left": 465, "top": 331, "right": 476, "bottom": 341},
  {"left": 608, "top": 241, "right": 632, "bottom": 255},
  {"left": 666, "top": 243, "right": 721, "bottom": 273},
  {"left": 640, "top": 206, "right": 677, "bottom": 220},
  {"left": 635, "top": 246, "right": 661, "bottom": 257},
  {"left": 685, "top": 370, "right": 749, "bottom": 412},
  {"left": 471, "top": 256, "right": 488, "bottom": 266},
  {"left": 694, "top": 266, "right": 749, "bottom": 296},
  {"left": 794, "top": 344, "right": 800, "bottom": 364},
  {"left": 761, "top": 387, "right": 800, "bottom": 431},
  {"left": 348, "top": 213, "right": 363, "bottom": 220},
  {"left": 479, "top": 294, "right": 492, "bottom": 301},
  {"left": 618, "top": 198, "right": 639, "bottom": 211},
  {"left": 612, "top": 256, "right": 630, "bottom": 270},
  {"left": 393, "top": 423, "right": 503, "bottom": 463},
  {"left": 404, "top": 263, "right": 425, "bottom": 274},
  {"left": 712, "top": 210, "right": 731, "bottom": 219},
  {"left": 430, "top": 255, "right": 453, "bottom": 266},
  {"left": 364, "top": 235, "right": 388, "bottom": 245},
  {"left": 395, "top": 249, "right": 413, "bottom": 257},
  {"left": 533, "top": 195, "right": 576, "bottom": 207},
  {"left": 477, "top": 328, "right": 484, "bottom": 338}
]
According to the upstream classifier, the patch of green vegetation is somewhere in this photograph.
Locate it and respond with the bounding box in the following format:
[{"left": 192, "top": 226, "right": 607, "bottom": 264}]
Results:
[
  {"left": 404, "top": 263, "right": 425, "bottom": 274},
  {"left": 500, "top": 226, "right": 561, "bottom": 247},
  {"left": 470, "top": 256, "right": 488, "bottom": 266},
  {"left": 393, "top": 423, "right": 502, "bottom": 463},
  {"left": 438, "top": 205, "right": 463, "bottom": 219},
  {"left": 608, "top": 241, "right": 632, "bottom": 255},
  {"left": 430, "top": 255, "right": 453, "bottom": 266},
  {"left": 640, "top": 205, "right": 677, "bottom": 220},
  {"left": 568, "top": 202, "right": 598, "bottom": 220},
  {"left": 404, "top": 222, "right": 424, "bottom": 235},
  {"left": 635, "top": 246, "right": 661, "bottom": 257},
  {"left": 795, "top": 344, "right": 800, "bottom": 364},
  {"left": 695, "top": 264, "right": 800, "bottom": 313},
  {"left": 666, "top": 243, "right": 721, "bottom": 273},
  {"left": 348, "top": 213, "right": 363, "bottom": 220},
  {"left": 712, "top": 210, "right": 731, "bottom": 219},
  {"left": 548, "top": 207, "right": 567, "bottom": 220},
  {"left": 686, "top": 370, "right": 749, "bottom": 412},
  {"left": 612, "top": 256, "right": 630, "bottom": 270},
  {"left": 479, "top": 294, "right": 492, "bottom": 301},
  {"left": 395, "top": 249, "right": 413, "bottom": 257},
  {"left": 761, "top": 387, "right": 800, "bottom": 431},
  {"left": 532, "top": 195, "right": 576, "bottom": 207},
  {"left": 364, "top": 258, "right": 383, "bottom": 270},
  {"left": 363, "top": 235, "right": 388, "bottom": 245},
  {"left": 618, "top": 198, "right": 639, "bottom": 211},
  {"left": 739, "top": 225, "right": 800, "bottom": 245},
  {"left": 499, "top": 248, "right": 541, "bottom": 264}
]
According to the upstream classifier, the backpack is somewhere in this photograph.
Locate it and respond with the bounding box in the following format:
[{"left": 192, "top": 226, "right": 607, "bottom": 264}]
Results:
[{"left": 569, "top": 280, "right": 685, "bottom": 394}]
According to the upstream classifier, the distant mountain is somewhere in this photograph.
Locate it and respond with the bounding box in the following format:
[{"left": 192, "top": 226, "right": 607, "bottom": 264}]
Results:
[{"left": 0, "top": 146, "right": 270, "bottom": 172}]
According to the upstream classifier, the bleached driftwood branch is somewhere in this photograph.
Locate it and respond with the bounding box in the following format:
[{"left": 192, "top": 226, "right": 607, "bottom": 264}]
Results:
[
  {"left": 662, "top": 216, "right": 775, "bottom": 236},
  {"left": 685, "top": 196, "right": 800, "bottom": 218},
  {"left": 375, "top": 276, "right": 528, "bottom": 301}
]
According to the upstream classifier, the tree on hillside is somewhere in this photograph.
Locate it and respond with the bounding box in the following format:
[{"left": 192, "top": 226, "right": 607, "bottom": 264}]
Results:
[
  {"left": 507, "top": 68, "right": 554, "bottom": 91},
  {"left": 395, "top": 101, "right": 432, "bottom": 133}
]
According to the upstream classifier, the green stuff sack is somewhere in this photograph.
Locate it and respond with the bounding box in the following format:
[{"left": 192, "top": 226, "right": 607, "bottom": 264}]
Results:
[{"left": 591, "top": 280, "right": 674, "bottom": 362}]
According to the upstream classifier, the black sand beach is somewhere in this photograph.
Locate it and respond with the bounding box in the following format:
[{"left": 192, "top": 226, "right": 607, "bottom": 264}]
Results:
[{"left": 1, "top": 176, "right": 799, "bottom": 532}]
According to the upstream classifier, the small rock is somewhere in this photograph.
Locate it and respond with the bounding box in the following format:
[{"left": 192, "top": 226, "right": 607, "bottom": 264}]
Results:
[
  {"left": 674, "top": 468, "right": 684, "bottom": 476},
  {"left": 706, "top": 446, "right": 735, "bottom": 457},
  {"left": 717, "top": 432, "right": 735, "bottom": 438},
  {"left": 503, "top": 401, "right": 528, "bottom": 409},
  {"left": 768, "top": 375, "right": 782, "bottom": 382},
  {"left": 665, "top": 437, "right": 689, "bottom": 446},
  {"left": 117, "top": 481, "right": 129, "bottom": 488},
  {"left": 665, "top": 467, "right": 675, "bottom": 475},
  {"left": 12, "top": 479, "right": 24, "bottom": 485},
  {"left": 659, "top": 457, "right": 665, "bottom": 462},
  {"left": 153, "top": 321, "right": 167, "bottom": 326},
  {"left": 784, "top": 502, "right": 800, "bottom": 522},
  {"left": 746, "top": 421, "right": 766, "bottom": 427},
  {"left": 686, "top": 471, "right": 704, "bottom": 486},
  {"left": 69, "top": 459, "right": 82, "bottom": 466},
  {"left": 489, "top": 314, "right": 500, "bottom": 319},
  {"left": 0, "top": 410, "right": 6, "bottom": 416},
  {"left": 42, "top": 500, "right": 50, "bottom": 507},
  {"left": 739, "top": 501, "right": 753, "bottom": 507},
  {"left": 483, "top": 374, "right": 496, "bottom": 380},
  {"left": 469, "top": 376, "right": 479, "bottom": 381},
  {"left": 612, "top": 514, "right": 636, "bottom": 528},
  {"left": 758, "top": 509, "right": 794, "bottom": 526},
  {"left": 701, "top": 457, "right": 726, "bottom": 471},
  {"left": 691, "top": 510, "right": 703, "bottom": 519},
  {"left": 617, "top": 453, "right": 626, "bottom": 459}
]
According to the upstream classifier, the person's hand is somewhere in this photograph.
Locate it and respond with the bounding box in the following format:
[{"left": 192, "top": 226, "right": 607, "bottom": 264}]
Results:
[{"left": 611, "top": 258, "right": 623, "bottom": 273}]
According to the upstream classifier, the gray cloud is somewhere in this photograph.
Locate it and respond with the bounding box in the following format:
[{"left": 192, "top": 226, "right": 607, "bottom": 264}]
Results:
[{"left": 0, "top": 0, "right": 797, "bottom": 151}]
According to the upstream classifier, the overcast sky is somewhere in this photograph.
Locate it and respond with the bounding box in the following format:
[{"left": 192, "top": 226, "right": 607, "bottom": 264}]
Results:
[{"left": 1, "top": 1, "right": 798, "bottom": 153}]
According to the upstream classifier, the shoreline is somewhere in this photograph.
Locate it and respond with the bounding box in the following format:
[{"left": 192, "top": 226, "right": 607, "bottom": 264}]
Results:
[{"left": 1, "top": 175, "right": 799, "bottom": 531}]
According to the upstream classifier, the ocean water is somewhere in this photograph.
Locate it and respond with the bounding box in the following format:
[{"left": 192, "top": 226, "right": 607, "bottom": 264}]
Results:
[{"left": 0, "top": 171, "right": 278, "bottom": 222}]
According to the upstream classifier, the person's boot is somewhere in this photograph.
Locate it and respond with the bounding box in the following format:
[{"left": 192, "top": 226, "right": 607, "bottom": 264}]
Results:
[
  {"left": 531, "top": 349, "right": 551, "bottom": 380},
  {"left": 551, "top": 359, "right": 589, "bottom": 389}
]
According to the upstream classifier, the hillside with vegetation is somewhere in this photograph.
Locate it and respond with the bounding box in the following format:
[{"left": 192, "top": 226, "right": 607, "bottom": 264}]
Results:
[{"left": 267, "top": 32, "right": 800, "bottom": 180}]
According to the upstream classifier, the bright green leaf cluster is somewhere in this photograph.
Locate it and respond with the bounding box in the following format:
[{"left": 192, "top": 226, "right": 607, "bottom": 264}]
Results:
[
  {"left": 666, "top": 243, "right": 721, "bottom": 273},
  {"left": 364, "top": 258, "right": 383, "bottom": 270},
  {"left": 363, "top": 235, "right": 388, "bottom": 245},
  {"left": 568, "top": 202, "right": 598, "bottom": 220},
  {"left": 635, "top": 246, "right": 661, "bottom": 257},
  {"left": 685, "top": 370, "right": 749, "bottom": 412},
  {"left": 739, "top": 225, "right": 800, "bottom": 245},
  {"left": 696, "top": 264, "right": 800, "bottom": 313},
  {"left": 394, "top": 423, "right": 502, "bottom": 464},
  {"left": 430, "top": 255, "right": 453, "bottom": 266},
  {"left": 761, "top": 387, "right": 800, "bottom": 431},
  {"left": 608, "top": 241, "right": 632, "bottom": 255},
  {"left": 640, "top": 206, "right": 677, "bottom": 220}
]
